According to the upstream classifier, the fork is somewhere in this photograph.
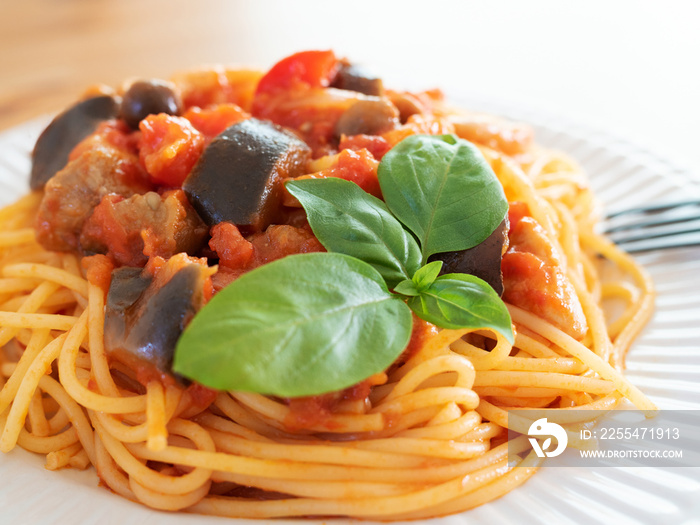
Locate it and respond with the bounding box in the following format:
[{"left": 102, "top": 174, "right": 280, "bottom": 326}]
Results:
[{"left": 603, "top": 199, "right": 700, "bottom": 253}]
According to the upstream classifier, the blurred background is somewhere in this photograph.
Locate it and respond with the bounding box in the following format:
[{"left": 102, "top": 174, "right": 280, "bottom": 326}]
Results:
[{"left": 1, "top": 0, "right": 699, "bottom": 175}]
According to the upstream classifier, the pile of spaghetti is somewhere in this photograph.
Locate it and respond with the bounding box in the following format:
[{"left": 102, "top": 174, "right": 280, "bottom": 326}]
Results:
[{"left": 0, "top": 50, "right": 655, "bottom": 520}]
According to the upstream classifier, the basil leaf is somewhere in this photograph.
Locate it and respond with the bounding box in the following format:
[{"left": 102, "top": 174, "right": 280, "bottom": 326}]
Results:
[
  {"left": 378, "top": 134, "right": 508, "bottom": 263},
  {"left": 393, "top": 279, "right": 419, "bottom": 297},
  {"left": 172, "top": 252, "right": 413, "bottom": 396},
  {"left": 407, "top": 273, "right": 514, "bottom": 343},
  {"left": 412, "top": 260, "right": 442, "bottom": 291},
  {"left": 286, "top": 178, "right": 422, "bottom": 287}
]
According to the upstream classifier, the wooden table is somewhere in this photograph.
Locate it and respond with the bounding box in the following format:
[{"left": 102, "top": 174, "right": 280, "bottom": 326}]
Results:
[{"left": 0, "top": 0, "right": 264, "bottom": 131}]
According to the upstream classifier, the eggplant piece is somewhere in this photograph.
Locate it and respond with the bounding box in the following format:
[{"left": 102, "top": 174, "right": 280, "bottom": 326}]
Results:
[
  {"left": 331, "top": 62, "right": 384, "bottom": 96},
  {"left": 30, "top": 95, "right": 121, "bottom": 190},
  {"left": 106, "top": 267, "right": 152, "bottom": 311},
  {"left": 183, "top": 118, "right": 310, "bottom": 231},
  {"left": 104, "top": 262, "right": 210, "bottom": 378},
  {"left": 335, "top": 99, "right": 400, "bottom": 138},
  {"left": 428, "top": 218, "right": 509, "bottom": 296}
]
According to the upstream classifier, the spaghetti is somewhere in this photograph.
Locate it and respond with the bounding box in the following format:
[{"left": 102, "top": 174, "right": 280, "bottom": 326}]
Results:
[{"left": 0, "top": 50, "right": 655, "bottom": 520}]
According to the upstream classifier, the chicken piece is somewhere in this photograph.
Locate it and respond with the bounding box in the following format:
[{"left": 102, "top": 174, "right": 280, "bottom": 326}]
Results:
[
  {"left": 35, "top": 145, "right": 152, "bottom": 252},
  {"left": 501, "top": 202, "right": 588, "bottom": 340},
  {"left": 80, "top": 189, "right": 208, "bottom": 267}
]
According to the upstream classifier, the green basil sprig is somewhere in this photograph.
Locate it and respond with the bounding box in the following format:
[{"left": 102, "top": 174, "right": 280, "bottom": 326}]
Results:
[
  {"left": 378, "top": 134, "right": 508, "bottom": 264},
  {"left": 173, "top": 134, "right": 514, "bottom": 396},
  {"left": 409, "top": 260, "right": 444, "bottom": 292},
  {"left": 402, "top": 273, "right": 514, "bottom": 341}
]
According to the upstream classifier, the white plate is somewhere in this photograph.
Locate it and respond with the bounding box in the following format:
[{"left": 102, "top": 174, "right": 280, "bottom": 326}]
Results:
[{"left": 1, "top": 107, "right": 699, "bottom": 525}]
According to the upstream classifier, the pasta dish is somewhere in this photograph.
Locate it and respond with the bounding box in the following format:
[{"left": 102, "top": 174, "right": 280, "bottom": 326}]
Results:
[{"left": 0, "top": 50, "right": 655, "bottom": 520}]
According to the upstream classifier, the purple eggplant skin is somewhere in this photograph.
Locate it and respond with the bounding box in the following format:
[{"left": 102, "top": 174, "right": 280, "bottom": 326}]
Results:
[
  {"left": 105, "top": 267, "right": 152, "bottom": 313},
  {"left": 429, "top": 218, "right": 509, "bottom": 297},
  {"left": 183, "top": 118, "right": 311, "bottom": 232},
  {"left": 331, "top": 62, "right": 384, "bottom": 97},
  {"left": 104, "top": 264, "right": 208, "bottom": 378},
  {"left": 30, "top": 95, "right": 121, "bottom": 190}
]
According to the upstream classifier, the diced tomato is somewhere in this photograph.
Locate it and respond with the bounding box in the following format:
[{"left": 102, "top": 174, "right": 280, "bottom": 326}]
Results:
[
  {"left": 339, "top": 134, "right": 392, "bottom": 160},
  {"left": 326, "top": 148, "right": 382, "bottom": 197},
  {"left": 283, "top": 148, "right": 381, "bottom": 206},
  {"left": 184, "top": 103, "right": 249, "bottom": 140},
  {"left": 210, "top": 268, "right": 237, "bottom": 293},
  {"left": 138, "top": 114, "right": 205, "bottom": 187},
  {"left": 209, "top": 222, "right": 254, "bottom": 271},
  {"left": 255, "top": 50, "right": 339, "bottom": 96}
]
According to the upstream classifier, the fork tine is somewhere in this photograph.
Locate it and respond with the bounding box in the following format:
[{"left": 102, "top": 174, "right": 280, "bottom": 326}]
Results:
[
  {"left": 605, "top": 199, "right": 700, "bottom": 219},
  {"left": 604, "top": 213, "right": 700, "bottom": 234},
  {"left": 604, "top": 199, "right": 700, "bottom": 253},
  {"left": 614, "top": 236, "right": 700, "bottom": 253},
  {"left": 607, "top": 221, "right": 700, "bottom": 244}
]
